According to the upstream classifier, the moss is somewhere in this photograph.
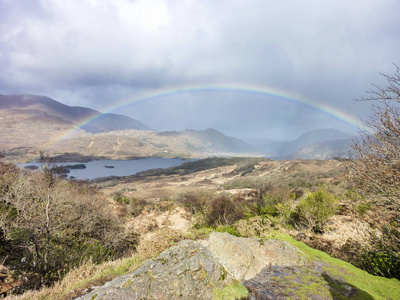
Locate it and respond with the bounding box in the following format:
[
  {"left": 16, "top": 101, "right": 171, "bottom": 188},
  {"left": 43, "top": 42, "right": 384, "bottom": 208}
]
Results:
[
  {"left": 121, "top": 279, "right": 134, "bottom": 288},
  {"left": 212, "top": 281, "right": 249, "bottom": 300},
  {"left": 265, "top": 233, "right": 400, "bottom": 300}
]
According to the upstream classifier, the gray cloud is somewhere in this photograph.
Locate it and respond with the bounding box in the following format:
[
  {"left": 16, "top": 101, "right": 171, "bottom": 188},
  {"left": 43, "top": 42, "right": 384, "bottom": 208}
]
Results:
[{"left": 1, "top": 0, "right": 399, "bottom": 139}]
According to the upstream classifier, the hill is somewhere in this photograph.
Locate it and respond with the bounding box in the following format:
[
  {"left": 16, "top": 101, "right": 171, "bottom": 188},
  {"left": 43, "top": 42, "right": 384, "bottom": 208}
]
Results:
[
  {"left": 0, "top": 94, "right": 256, "bottom": 161},
  {"left": 0, "top": 94, "right": 152, "bottom": 133},
  {"left": 286, "top": 139, "right": 353, "bottom": 160},
  {"left": 261, "top": 128, "right": 353, "bottom": 159},
  {"left": 46, "top": 128, "right": 256, "bottom": 162}
]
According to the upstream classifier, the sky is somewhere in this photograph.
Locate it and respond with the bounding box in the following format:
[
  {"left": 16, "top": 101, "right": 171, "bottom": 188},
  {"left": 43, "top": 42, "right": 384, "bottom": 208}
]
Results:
[{"left": 1, "top": 0, "right": 399, "bottom": 140}]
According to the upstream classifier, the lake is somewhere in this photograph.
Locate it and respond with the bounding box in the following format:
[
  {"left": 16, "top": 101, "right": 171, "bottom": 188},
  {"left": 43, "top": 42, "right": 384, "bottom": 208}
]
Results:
[{"left": 19, "top": 157, "right": 194, "bottom": 180}]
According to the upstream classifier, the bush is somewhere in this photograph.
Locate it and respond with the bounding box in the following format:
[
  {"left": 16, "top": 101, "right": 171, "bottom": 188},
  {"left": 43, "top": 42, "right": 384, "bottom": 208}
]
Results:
[
  {"left": 295, "top": 189, "right": 337, "bottom": 233},
  {"left": 0, "top": 162, "right": 135, "bottom": 289},
  {"left": 358, "top": 225, "right": 400, "bottom": 279},
  {"left": 214, "top": 225, "right": 241, "bottom": 237},
  {"left": 178, "top": 191, "right": 247, "bottom": 228},
  {"left": 223, "top": 176, "right": 269, "bottom": 190},
  {"left": 249, "top": 186, "right": 296, "bottom": 223},
  {"left": 112, "top": 192, "right": 147, "bottom": 217}
]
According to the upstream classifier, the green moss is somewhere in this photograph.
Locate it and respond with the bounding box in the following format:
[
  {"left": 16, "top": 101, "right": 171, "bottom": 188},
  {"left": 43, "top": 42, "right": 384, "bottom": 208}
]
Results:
[
  {"left": 214, "top": 225, "right": 241, "bottom": 237},
  {"left": 212, "top": 281, "right": 249, "bottom": 300},
  {"left": 122, "top": 279, "right": 134, "bottom": 288},
  {"left": 265, "top": 233, "right": 400, "bottom": 300}
]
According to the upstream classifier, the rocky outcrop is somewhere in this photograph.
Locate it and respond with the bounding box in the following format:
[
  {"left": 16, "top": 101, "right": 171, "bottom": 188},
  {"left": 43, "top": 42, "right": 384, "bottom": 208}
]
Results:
[
  {"left": 205, "top": 232, "right": 306, "bottom": 281},
  {"left": 78, "top": 232, "right": 306, "bottom": 300},
  {"left": 77, "top": 232, "right": 395, "bottom": 299},
  {"left": 78, "top": 239, "right": 231, "bottom": 300}
]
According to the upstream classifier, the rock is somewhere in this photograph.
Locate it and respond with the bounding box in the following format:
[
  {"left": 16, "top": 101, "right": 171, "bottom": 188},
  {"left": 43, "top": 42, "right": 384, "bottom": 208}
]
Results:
[
  {"left": 78, "top": 239, "right": 231, "bottom": 300},
  {"left": 205, "top": 232, "right": 306, "bottom": 281},
  {"left": 78, "top": 233, "right": 307, "bottom": 300},
  {"left": 23, "top": 165, "right": 39, "bottom": 170},
  {"left": 76, "top": 232, "right": 393, "bottom": 300},
  {"left": 65, "top": 163, "right": 86, "bottom": 169}
]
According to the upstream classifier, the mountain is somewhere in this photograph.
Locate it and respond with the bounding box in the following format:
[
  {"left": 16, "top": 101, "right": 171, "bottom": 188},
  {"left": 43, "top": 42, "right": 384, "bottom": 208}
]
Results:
[
  {"left": 0, "top": 94, "right": 152, "bottom": 133},
  {"left": 286, "top": 139, "right": 354, "bottom": 160},
  {"left": 0, "top": 94, "right": 256, "bottom": 161},
  {"left": 158, "top": 128, "right": 254, "bottom": 153},
  {"left": 46, "top": 128, "right": 256, "bottom": 161},
  {"left": 262, "top": 128, "right": 353, "bottom": 159}
]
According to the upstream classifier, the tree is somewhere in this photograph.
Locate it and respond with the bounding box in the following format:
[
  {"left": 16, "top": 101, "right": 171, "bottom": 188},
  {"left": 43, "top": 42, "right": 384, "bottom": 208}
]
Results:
[
  {"left": 351, "top": 65, "right": 400, "bottom": 212},
  {"left": 350, "top": 65, "right": 400, "bottom": 279}
]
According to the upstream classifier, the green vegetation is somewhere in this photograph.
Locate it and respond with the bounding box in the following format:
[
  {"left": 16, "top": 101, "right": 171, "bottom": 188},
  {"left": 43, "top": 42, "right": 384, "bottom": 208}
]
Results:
[
  {"left": 296, "top": 190, "right": 338, "bottom": 233},
  {"left": 358, "top": 225, "right": 400, "bottom": 279},
  {"left": 179, "top": 191, "right": 246, "bottom": 228},
  {"left": 125, "top": 157, "right": 269, "bottom": 179},
  {"left": 212, "top": 281, "right": 249, "bottom": 300},
  {"left": 268, "top": 233, "right": 400, "bottom": 300}
]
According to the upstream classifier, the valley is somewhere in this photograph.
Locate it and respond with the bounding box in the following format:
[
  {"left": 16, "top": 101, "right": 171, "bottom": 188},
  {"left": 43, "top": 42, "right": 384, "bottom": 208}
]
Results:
[
  {"left": 0, "top": 94, "right": 353, "bottom": 163},
  {"left": 1, "top": 93, "right": 398, "bottom": 299}
]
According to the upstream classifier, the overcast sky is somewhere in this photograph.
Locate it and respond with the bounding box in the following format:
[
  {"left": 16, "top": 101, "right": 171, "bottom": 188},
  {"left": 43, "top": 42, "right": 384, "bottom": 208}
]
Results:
[{"left": 1, "top": 0, "right": 399, "bottom": 140}]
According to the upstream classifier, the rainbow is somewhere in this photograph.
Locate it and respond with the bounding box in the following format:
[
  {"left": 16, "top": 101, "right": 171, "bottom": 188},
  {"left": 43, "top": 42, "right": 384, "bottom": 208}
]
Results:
[{"left": 46, "top": 83, "right": 362, "bottom": 149}]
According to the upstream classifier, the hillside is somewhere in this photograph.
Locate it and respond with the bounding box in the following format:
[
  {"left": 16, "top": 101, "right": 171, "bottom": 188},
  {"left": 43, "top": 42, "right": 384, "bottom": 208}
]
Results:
[
  {"left": 261, "top": 128, "right": 353, "bottom": 159},
  {"left": 0, "top": 94, "right": 256, "bottom": 162},
  {"left": 3, "top": 157, "right": 399, "bottom": 299},
  {"left": 45, "top": 128, "right": 256, "bottom": 162},
  {"left": 0, "top": 94, "right": 151, "bottom": 133},
  {"left": 286, "top": 139, "right": 353, "bottom": 160}
]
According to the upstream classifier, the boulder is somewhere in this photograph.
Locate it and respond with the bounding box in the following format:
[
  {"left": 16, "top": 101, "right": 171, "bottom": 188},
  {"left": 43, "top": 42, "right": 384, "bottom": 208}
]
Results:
[
  {"left": 78, "top": 239, "right": 231, "bottom": 300},
  {"left": 78, "top": 233, "right": 306, "bottom": 300},
  {"left": 77, "top": 232, "right": 398, "bottom": 300},
  {"left": 205, "top": 232, "right": 306, "bottom": 281}
]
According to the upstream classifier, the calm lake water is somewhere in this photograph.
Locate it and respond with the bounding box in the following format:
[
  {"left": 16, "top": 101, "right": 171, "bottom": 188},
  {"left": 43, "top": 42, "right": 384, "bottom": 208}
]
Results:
[{"left": 19, "top": 157, "right": 193, "bottom": 180}]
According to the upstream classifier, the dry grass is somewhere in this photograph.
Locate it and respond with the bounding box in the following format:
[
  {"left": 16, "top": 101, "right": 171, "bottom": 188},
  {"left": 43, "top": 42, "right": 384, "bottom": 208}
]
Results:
[
  {"left": 7, "top": 255, "right": 142, "bottom": 300},
  {"left": 136, "top": 228, "right": 184, "bottom": 261}
]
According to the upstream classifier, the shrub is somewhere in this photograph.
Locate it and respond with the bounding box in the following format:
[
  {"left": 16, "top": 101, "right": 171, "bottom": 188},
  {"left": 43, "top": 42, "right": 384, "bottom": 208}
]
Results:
[
  {"left": 358, "top": 225, "right": 400, "bottom": 279},
  {"left": 0, "top": 162, "right": 135, "bottom": 290},
  {"left": 178, "top": 191, "right": 246, "bottom": 228},
  {"left": 136, "top": 228, "right": 183, "bottom": 260},
  {"left": 223, "top": 176, "right": 269, "bottom": 190},
  {"left": 251, "top": 186, "right": 294, "bottom": 219},
  {"left": 295, "top": 189, "right": 338, "bottom": 233}
]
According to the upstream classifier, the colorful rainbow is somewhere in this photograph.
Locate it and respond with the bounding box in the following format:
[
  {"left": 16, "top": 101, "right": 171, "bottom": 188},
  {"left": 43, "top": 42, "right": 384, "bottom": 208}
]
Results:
[{"left": 46, "top": 83, "right": 362, "bottom": 149}]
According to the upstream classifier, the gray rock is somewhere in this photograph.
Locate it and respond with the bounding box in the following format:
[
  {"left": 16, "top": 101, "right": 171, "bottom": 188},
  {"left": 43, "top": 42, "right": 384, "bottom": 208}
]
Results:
[
  {"left": 78, "top": 239, "right": 230, "bottom": 300},
  {"left": 77, "top": 233, "right": 307, "bottom": 300},
  {"left": 76, "top": 232, "right": 387, "bottom": 300},
  {"left": 206, "top": 232, "right": 307, "bottom": 281}
]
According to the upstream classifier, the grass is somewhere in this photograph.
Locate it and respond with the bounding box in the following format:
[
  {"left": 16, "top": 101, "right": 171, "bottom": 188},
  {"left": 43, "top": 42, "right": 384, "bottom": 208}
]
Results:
[
  {"left": 7, "top": 255, "right": 143, "bottom": 300},
  {"left": 266, "top": 232, "right": 400, "bottom": 300},
  {"left": 212, "top": 281, "right": 249, "bottom": 300}
]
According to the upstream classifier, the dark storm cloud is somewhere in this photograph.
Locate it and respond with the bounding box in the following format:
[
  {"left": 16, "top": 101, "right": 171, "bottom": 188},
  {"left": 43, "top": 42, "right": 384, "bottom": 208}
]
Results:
[{"left": 1, "top": 0, "right": 399, "bottom": 139}]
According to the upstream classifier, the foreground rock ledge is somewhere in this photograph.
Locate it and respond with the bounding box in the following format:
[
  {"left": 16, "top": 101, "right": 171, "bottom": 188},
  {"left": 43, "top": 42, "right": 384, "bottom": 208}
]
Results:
[
  {"left": 78, "top": 232, "right": 381, "bottom": 300},
  {"left": 78, "top": 232, "right": 306, "bottom": 300}
]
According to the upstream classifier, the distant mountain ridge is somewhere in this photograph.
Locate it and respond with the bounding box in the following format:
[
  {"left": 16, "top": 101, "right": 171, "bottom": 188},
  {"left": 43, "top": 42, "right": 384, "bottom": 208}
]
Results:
[
  {"left": 0, "top": 94, "right": 152, "bottom": 133},
  {"left": 0, "top": 94, "right": 256, "bottom": 161},
  {"left": 262, "top": 128, "right": 353, "bottom": 159},
  {"left": 0, "top": 93, "right": 355, "bottom": 162},
  {"left": 158, "top": 128, "right": 253, "bottom": 153},
  {"left": 286, "top": 139, "right": 354, "bottom": 160}
]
